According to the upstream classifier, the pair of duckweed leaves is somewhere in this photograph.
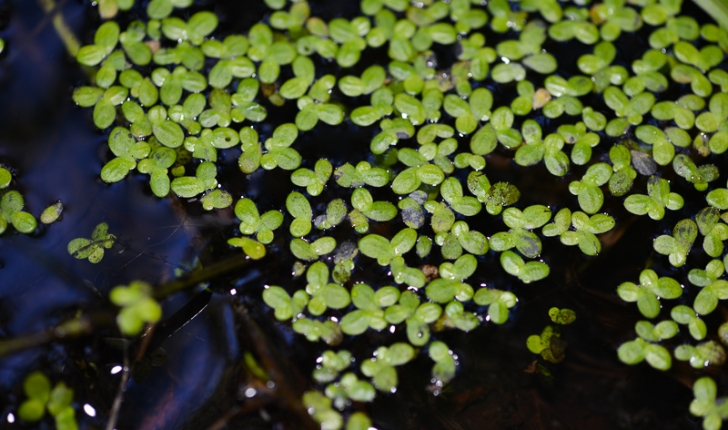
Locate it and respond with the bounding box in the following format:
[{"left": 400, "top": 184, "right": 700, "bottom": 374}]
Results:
[
  {"left": 350, "top": 187, "right": 398, "bottom": 223},
  {"left": 227, "top": 197, "right": 284, "bottom": 259},
  {"left": 555, "top": 123, "right": 601, "bottom": 166},
  {"left": 100, "top": 127, "right": 151, "bottom": 184},
  {"left": 500, "top": 251, "right": 549, "bottom": 284},
  {"left": 360, "top": 343, "right": 415, "bottom": 392},
  {"left": 617, "top": 325, "right": 674, "bottom": 371},
  {"left": 295, "top": 97, "right": 345, "bottom": 131},
  {"left": 333, "top": 162, "right": 389, "bottom": 190},
  {"left": 18, "top": 371, "right": 77, "bottom": 430},
  {"left": 312, "top": 199, "right": 349, "bottom": 232},
  {"left": 290, "top": 236, "right": 337, "bottom": 262},
  {"left": 260, "top": 123, "right": 303, "bottom": 171},
  {"left": 465, "top": 172, "right": 520, "bottom": 216},
  {"left": 472, "top": 287, "right": 517, "bottom": 325},
  {"left": 616, "top": 269, "right": 683, "bottom": 319},
  {"left": 392, "top": 153, "right": 447, "bottom": 195},
  {"left": 239, "top": 122, "right": 303, "bottom": 173},
  {"left": 312, "top": 349, "right": 352, "bottom": 385},
  {"left": 675, "top": 340, "right": 726, "bottom": 369},
  {"left": 671, "top": 305, "right": 708, "bottom": 340},
  {"left": 604, "top": 85, "right": 655, "bottom": 125},
  {"left": 672, "top": 155, "right": 719, "bottom": 192},
  {"left": 291, "top": 159, "right": 332, "bottom": 196},
  {"left": 302, "top": 262, "right": 352, "bottom": 316},
  {"left": 688, "top": 259, "right": 728, "bottom": 316},
  {"left": 169, "top": 161, "right": 220, "bottom": 202},
  {"left": 568, "top": 163, "right": 612, "bottom": 214},
  {"left": 357, "top": 228, "right": 419, "bottom": 267},
  {"left": 325, "top": 372, "right": 376, "bottom": 407},
  {"left": 436, "top": 177, "right": 481, "bottom": 218},
  {"left": 428, "top": 341, "right": 457, "bottom": 384},
  {"left": 292, "top": 317, "right": 342, "bottom": 345},
  {"left": 430, "top": 220, "right": 489, "bottom": 260},
  {"left": 542, "top": 209, "right": 615, "bottom": 256},
  {"left": 0, "top": 190, "right": 37, "bottom": 234},
  {"left": 694, "top": 207, "right": 728, "bottom": 258},
  {"left": 425, "top": 255, "right": 477, "bottom": 300},
  {"left": 490, "top": 205, "right": 551, "bottom": 258},
  {"left": 623, "top": 175, "right": 684, "bottom": 220},
  {"left": 340, "top": 286, "right": 437, "bottom": 341},
  {"left": 494, "top": 22, "right": 557, "bottom": 75},
  {"left": 514, "top": 124, "right": 570, "bottom": 176},
  {"left": 653, "top": 218, "right": 697, "bottom": 267}
]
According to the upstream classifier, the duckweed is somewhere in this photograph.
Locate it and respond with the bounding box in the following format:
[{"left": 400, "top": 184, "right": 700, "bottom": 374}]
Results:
[{"left": 50, "top": 0, "right": 728, "bottom": 427}]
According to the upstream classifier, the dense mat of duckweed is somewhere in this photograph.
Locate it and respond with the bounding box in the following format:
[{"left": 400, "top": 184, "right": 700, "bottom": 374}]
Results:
[{"left": 6, "top": 0, "right": 728, "bottom": 428}]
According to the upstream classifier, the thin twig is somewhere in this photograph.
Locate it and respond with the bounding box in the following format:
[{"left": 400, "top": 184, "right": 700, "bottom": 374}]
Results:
[
  {"left": 0, "top": 252, "right": 259, "bottom": 357},
  {"left": 153, "top": 254, "right": 268, "bottom": 300},
  {"left": 105, "top": 353, "right": 130, "bottom": 430},
  {"left": 204, "top": 405, "right": 242, "bottom": 430},
  {"left": 233, "top": 304, "right": 319, "bottom": 430},
  {"left": 133, "top": 324, "right": 157, "bottom": 364},
  {"left": 0, "top": 315, "right": 97, "bottom": 357}
]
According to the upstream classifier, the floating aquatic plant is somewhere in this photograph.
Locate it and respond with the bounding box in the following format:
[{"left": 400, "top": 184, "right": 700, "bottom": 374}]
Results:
[
  {"left": 18, "top": 371, "right": 77, "bottom": 430},
  {"left": 691, "top": 377, "right": 728, "bottom": 430},
  {"left": 109, "top": 281, "right": 162, "bottom": 335},
  {"left": 527, "top": 308, "right": 575, "bottom": 364},
  {"left": 67, "top": 222, "right": 115, "bottom": 263},
  {"left": 10, "top": 0, "right": 728, "bottom": 427}
]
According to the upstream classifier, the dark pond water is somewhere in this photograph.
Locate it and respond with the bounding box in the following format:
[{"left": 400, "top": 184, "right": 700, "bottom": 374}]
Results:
[{"left": 0, "top": 0, "right": 724, "bottom": 429}]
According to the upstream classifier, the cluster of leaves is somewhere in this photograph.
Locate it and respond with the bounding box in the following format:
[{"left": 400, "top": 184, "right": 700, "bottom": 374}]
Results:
[
  {"left": 227, "top": 198, "right": 283, "bottom": 259},
  {"left": 691, "top": 377, "right": 728, "bottom": 430},
  {"left": 303, "top": 342, "right": 417, "bottom": 426},
  {"left": 302, "top": 390, "right": 372, "bottom": 430},
  {"left": 0, "top": 166, "right": 62, "bottom": 234},
  {"left": 67, "top": 0, "right": 728, "bottom": 427},
  {"left": 18, "top": 371, "right": 77, "bottom": 430},
  {"left": 109, "top": 281, "right": 162, "bottom": 335},
  {"left": 526, "top": 308, "right": 576, "bottom": 364},
  {"left": 67, "top": 222, "right": 116, "bottom": 264}
]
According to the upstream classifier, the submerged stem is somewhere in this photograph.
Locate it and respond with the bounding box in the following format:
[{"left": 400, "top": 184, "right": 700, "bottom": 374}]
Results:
[
  {"left": 153, "top": 254, "right": 269, "bottom": 299},
  {"left": 37, "top": 0, "right": 80, "bottom": 57}
]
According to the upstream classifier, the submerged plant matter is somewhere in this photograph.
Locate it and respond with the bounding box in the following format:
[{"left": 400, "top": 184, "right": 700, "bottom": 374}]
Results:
[{"left": 6, "top": 0, "right": 728, "bottom": 428}]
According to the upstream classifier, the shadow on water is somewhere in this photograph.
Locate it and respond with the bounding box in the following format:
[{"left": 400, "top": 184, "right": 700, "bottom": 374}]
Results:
[{"left": 0, "top": 0, "right": 723, "bottom": 429}]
